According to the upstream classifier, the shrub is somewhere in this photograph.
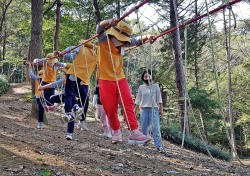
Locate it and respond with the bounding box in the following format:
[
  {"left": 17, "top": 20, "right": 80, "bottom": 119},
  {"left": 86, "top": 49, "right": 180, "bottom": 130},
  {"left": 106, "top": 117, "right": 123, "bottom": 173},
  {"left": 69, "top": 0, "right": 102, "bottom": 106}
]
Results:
[
  {"left": 161, "top": 124, "right": 231, "bottom": 161},
  {"left": 0, "top": 74, "right": 10, "bottom": 96}
]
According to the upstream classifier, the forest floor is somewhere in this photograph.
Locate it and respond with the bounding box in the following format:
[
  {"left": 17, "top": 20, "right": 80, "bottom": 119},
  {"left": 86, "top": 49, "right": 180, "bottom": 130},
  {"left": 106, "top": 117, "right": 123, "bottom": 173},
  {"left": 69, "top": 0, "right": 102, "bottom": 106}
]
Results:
[{"left": 0, "top": 83, "right": 249, "bottom": 176}]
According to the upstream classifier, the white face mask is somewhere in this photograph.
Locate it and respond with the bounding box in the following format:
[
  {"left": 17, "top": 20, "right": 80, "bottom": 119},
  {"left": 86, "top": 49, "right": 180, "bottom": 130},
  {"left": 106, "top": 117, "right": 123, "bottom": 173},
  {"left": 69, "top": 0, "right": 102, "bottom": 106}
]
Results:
[
  {"left": 121, "top": 47, "right": 125, "bottom": 56},
  {"left": 111, "top": 37, "right": 122, "bottom": 47}
]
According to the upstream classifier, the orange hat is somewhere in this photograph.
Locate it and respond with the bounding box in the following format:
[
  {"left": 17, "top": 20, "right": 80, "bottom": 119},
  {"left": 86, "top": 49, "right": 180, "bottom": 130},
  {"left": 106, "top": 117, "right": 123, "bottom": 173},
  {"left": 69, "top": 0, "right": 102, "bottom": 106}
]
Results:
[
  {"left": 63, "top": 63, "right": 72, "bottom": 73},
  {"left": 46, "top": 53, "right": 58, "bottom": 64},
  {"left": 47, "top": 58, "right": 58, "bottom": 64},
  {"left": 38, "top": 70, "right": 43, "bottom": 78},
  {"left": 107, "top": 21, "right": 133, "bottom": 43},
  {"left": 46, "top": 53, "right": 54, "bottom": 58},
  {"left": 79, "top": 40, "right": 94, "bottom": 49}
]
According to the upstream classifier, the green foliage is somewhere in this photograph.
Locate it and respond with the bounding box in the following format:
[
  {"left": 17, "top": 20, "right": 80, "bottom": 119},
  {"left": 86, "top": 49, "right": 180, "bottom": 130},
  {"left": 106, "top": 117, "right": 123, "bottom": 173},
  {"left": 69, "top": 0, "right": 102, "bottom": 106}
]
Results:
[
  {"left": 188, "top": 88, "right": 230, "bottom": 146},
  {"left": 161, "top": 124, "right": 231, "bottom": 161},
  {"left": 0, "top": 75, "right": 10, "bottom": 96},
  {"left": 38, "top": 169, "right": 51, "bottom": 176},
  {"left": 189, "top": 87, "right": 219, "bottom": 113}
]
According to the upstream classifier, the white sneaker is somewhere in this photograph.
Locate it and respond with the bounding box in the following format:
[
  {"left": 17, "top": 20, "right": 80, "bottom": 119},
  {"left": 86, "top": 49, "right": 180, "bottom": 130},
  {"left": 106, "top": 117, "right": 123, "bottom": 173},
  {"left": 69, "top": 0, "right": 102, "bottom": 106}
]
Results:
[
  {"left": 73, "top": 105, "right": 83, "bottom": 120},
  {"left": 77, "top": 120, "right": 89, "bottom": 131},
  {"left": 62, "top": 113, "right": 75, "bottom": 123},
  {"left": 37, "top": 122, "right": 43, "bottom": 129},
  {"left": 100, "top": 131, "right": 112, "bottom": 139},
  {"left": 157, "top": 146, "right": 165, "bottom": 153},
  {"left": 66, "top": 133, "right": 73, "bottom": 140}
]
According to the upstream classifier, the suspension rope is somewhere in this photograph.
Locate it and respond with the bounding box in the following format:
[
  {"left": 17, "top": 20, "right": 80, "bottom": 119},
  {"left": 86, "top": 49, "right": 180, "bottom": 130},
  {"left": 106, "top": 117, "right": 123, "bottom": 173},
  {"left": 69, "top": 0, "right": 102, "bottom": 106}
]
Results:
[
  {"left": 180, "top": 0, "right": 233, "bottom": 168},
  {"left": 31, "top": 0, "right": 150, "bottom": 65},
  {"left": 134, "top": 9, "right": 167, "bottom": 152},
  {"left": 125, "top": 0, "right": 242, "bottom": 52},
  {"left": 186, "top": 93, "right": 233, "bottom": 168},
  {"left": 223, "top": 4, "right": 245, "bottom": 166},
  {"left": 181, "top": 25, "right": 188, "bottom": 149},
  {"left": 104, "top": 32, "right": 134, "bottom": 132}
]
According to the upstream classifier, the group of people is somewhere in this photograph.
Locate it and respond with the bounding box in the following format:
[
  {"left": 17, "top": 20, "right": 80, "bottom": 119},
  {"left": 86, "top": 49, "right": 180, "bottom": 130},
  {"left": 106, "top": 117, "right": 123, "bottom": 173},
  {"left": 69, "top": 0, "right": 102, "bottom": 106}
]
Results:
[{"left": 29, "top": 19, "right": 164, "bottom": 152}]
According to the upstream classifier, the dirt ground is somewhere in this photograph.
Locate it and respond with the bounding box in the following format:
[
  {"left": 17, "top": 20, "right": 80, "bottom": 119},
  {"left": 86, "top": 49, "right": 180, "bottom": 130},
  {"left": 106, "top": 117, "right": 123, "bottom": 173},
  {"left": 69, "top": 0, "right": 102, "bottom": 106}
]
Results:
[{"left": 0, "top": 83, "right": 249, "bottom": 176}]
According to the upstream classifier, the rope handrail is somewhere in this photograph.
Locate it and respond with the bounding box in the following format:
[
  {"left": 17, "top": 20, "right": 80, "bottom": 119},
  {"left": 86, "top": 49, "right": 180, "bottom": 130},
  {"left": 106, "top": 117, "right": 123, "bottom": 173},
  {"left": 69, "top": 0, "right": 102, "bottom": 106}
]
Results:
[
  {"left": 125, "top": 0, "right": 241, "bottom": 52},
  {"left": 30, "top": 0, "right": 150, "bottom": 64}
]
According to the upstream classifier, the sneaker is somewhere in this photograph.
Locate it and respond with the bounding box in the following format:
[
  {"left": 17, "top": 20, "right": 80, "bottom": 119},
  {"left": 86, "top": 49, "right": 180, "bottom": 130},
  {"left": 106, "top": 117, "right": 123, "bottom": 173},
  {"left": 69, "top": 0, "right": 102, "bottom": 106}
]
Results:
[
  {"left": 128, "top": 129, "right": 152, "bottom": 144},
  {"left": 100, "top": 131, "right": 112, "bottom": 139},
  {"left": 66, "top": 133, "right": 73, "bottom": 140},
  {"left": 73, "top": 105, "right": 83, "bottom": 120},
  {"left": 37, "top": 122, "right": 43, "bottom": 129},
  {"left": 157, "top": 146, "right": 165, "bottom": 153},
  {"left": 112, "top": 130, "right": 122, "bottom": 144},
  {"left": 62, "top": 113, "right": 75, "bottom": 123},
  {"left": 77, "top": 120, "right": 89, "bottom": 131},
  {"left": 46, "top": 105, "right": 56, "bottom": 111}
]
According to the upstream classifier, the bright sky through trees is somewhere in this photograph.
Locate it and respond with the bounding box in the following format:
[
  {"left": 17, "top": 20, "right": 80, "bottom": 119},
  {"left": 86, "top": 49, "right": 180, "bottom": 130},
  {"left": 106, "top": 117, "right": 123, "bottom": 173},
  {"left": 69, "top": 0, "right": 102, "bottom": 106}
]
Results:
[{"left": 127, "top": 1, "right": 250, "bottom": 31}]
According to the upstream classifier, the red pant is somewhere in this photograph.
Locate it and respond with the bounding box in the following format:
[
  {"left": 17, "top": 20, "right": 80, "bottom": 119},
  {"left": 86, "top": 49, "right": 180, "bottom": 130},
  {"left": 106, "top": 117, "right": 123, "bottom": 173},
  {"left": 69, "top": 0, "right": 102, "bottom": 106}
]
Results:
[{"left": 99, "top": 78, "right": 138, "bottom": 131}]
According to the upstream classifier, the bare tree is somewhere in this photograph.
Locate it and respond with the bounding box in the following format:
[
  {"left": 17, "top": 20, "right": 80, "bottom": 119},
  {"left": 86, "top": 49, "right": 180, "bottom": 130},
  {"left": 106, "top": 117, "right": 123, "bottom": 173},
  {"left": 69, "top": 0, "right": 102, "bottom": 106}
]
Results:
[
  {"left": 0, "top": 0, "right": 13, "bottom": 73},
  {"left": 223, "top": 8, "right": 237, "bottom": 158},
  {"left": 54, "top": 0, "right": 62, "bottom": 51},
  {"left": 170, "top": 0, "right": 189, "bottom": 135}
]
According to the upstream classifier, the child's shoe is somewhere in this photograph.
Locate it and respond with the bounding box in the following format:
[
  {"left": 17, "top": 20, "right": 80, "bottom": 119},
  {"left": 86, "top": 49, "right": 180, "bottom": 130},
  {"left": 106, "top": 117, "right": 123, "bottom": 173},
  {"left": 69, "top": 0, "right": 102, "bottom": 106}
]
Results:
[
  {"left": 66, "top": 133, "right": 73, "bottom": 140},
  {"left": 37, "top": 122, "right": 43, "bottom": 129},
  {"left": 73, "top": 105, "right": 83, "bottom": 120},
  {"left": 62, "top": 113, "right": 75, "bottom": 123},
  {"left": 77, "top": 120, "right": 89, "bottom": 131},
  {"left": 128, "top": 129, "right": 152, "bottom": 144},
  {"left": 112, "top": 130, "right": 122, "bottom": 144}
]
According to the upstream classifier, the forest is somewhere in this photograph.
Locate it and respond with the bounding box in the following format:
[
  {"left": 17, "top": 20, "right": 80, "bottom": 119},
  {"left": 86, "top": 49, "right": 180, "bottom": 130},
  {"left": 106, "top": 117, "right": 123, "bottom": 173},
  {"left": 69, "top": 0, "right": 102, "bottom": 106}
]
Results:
[{"left": 0, "top": 0, "right": 249, "bottom": 175}]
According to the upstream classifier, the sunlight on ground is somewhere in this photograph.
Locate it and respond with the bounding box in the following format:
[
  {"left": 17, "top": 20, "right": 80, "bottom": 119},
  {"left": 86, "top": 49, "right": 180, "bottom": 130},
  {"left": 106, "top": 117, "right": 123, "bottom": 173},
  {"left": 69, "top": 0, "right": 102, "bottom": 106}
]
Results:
[
  {"left": 11, "top": 84, "right": 30, "bottom": 94},
  {"left": 0, "top": 114, "right": 23, "bottom": 121},
  {"left": 233, "top": 159, "right": 250, "bottom": 166},
  {"left": 0, "top": 142, "right": 65, "bottom": 168}
]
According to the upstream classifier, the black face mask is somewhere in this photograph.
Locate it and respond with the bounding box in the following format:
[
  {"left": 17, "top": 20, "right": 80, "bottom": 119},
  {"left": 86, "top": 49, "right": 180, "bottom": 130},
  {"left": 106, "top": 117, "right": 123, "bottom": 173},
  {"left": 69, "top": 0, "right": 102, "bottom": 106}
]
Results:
[{"left": 143, "top": 80, "right": 149, "bottom": 85}]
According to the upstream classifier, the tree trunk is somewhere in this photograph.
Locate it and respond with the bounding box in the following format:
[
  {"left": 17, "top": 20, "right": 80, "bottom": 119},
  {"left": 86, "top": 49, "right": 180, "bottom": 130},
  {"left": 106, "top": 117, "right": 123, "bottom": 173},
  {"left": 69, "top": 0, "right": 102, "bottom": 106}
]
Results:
[
  {"left": 170, "top": 0, "right": 189, "bottom": 135},
  {"left": 53, "top": 0, "right": 62, "bottom": 51},
  {"left": 2, "top": 28, "right": 7, "bottom": 75},
  {"left": 194, "top": 0, "right": 199, "bottom": 89},
  {"left": 92, "top": 0, "right": 101, "bottom": 24},
  {"left": 28, "top": 0, "right": 45, "bottom": 123},
  {"left": 199, "top": 110, "right": 209, "bottom": 142},
  {"left": 0, "top": 0, "right": 13, "bottom": 34},
  {"left": 116, "top": 0, "right": 121, "bottom": 19},
  {"left": 223, "top": 8, "right": 237, "bottom": 158}
]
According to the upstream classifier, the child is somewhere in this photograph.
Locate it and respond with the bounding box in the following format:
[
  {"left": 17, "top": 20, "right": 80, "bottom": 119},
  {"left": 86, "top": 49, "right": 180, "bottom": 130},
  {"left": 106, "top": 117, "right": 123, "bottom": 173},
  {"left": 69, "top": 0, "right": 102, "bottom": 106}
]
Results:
[
  {"left": 34, "top": 53, "right": 65, "bottom": 108},
  {"left": 38, "top": 63, "right": 83, "bottom": 117},
  {"left": 58, "top": 40, "right": 97, "bottom": 140},
  {"left": 96, "top": 19, "right": 154, "bottom": 144},
  {"left": 28, "top": 64, "right": 44, "bottom": 129},
  {"left": 93, "top": 80, "right": 112, "bottom": 138}
]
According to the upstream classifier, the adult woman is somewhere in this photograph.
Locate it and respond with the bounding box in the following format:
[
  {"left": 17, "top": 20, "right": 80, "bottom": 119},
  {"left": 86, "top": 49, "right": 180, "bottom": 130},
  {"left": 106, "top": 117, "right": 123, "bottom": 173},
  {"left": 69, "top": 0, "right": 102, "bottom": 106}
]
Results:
[{"left": 134, "top": 70, "right": 164, "bottom": 152}]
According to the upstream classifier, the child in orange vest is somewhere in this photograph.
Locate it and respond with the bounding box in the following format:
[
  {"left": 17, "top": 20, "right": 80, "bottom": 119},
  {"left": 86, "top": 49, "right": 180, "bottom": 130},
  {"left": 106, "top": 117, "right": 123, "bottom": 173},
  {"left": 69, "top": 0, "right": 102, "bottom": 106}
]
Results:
[
  {"left": 58, "top": 40, "right": 97, "bottom": 140},
  {"left": 38, "top": 64, "right": 84, "bottom": 118},
  {"left": 28, "top": 64, "right": 44, "bottom": 129},
  {"left": 34, "top": 53, "right": 65, "bottom": 110},
  {"left": 97, "top": 19, "right": 155, "bottom": 144}
]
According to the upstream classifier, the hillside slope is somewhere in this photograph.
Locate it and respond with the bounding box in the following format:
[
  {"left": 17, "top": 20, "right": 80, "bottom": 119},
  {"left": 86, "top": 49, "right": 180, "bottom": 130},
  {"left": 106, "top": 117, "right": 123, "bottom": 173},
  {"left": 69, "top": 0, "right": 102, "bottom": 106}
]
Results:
[{"left": 0, "top": 83, "right": 249, "bottom": 176}]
